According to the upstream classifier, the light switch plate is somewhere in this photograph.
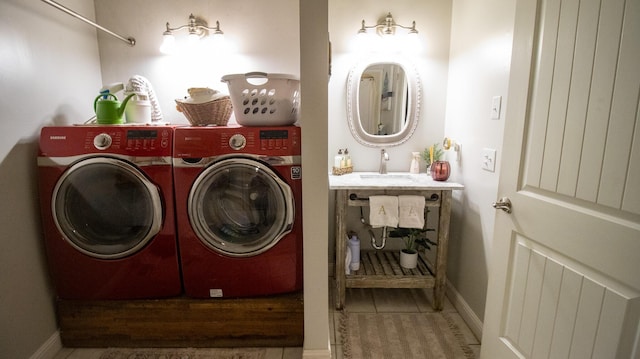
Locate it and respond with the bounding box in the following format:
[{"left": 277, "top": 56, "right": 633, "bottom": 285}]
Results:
[
  {"left": 491, "top": 96, "right": 502, "bottom": 120},
  {"left": 482, "top": 148, "right": 497, "bottom": 172}
]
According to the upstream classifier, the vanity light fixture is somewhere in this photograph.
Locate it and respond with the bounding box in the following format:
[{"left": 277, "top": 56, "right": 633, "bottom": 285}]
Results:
[
  {"left": 356, "top": 13, "right": 421, "bottom": 53},
  {"left": 160, "top": 14, "right": 224, "bottom": 54},
  {"left": 357, "top": 12, "right": 418, "bottom": 38}
]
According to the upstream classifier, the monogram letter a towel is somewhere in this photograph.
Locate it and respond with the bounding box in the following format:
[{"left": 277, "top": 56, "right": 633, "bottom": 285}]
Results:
[
  {"left": 398, "top": 195, "right": 425, "bottom": 229},
  {"left": 369, "top": 196, "right": 399, "bottom": 228}
]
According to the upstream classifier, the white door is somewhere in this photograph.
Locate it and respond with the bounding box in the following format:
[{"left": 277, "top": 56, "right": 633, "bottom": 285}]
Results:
[{"left": 481, "top": 0, "right": 640, "bottom": 358}]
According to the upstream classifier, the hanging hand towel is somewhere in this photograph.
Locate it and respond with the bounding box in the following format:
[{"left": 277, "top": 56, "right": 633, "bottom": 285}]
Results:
[
  {"left": 398, "top": 195, "right": 426, "bottom": 229},
  {"left": 369, "top": 196, "right": 399, "bottom": 228}
]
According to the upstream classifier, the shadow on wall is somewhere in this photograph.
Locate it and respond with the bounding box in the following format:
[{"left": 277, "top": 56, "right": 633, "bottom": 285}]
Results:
[
  {"left": 51, "top": 103, "right": 93, "bottom": 126},
  {"left": 447, "top": 191, "right": 488, "bottom": 317},
  {"left": 0, "top": 140, "right": 52, "bottom": 287},
  {"left": 0, "top": 140, "right": 58, "bottom": 358}
]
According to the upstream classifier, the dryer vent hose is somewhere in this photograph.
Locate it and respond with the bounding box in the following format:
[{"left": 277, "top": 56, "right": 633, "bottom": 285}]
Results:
[{"left": 126, "top": 75, "right": 163, "bottom": 122}]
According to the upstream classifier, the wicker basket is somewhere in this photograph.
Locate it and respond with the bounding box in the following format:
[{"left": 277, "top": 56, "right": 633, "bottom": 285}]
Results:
[
  {"left": 175, "top": 97, "right": 233, "bottom": 126},
  {"left": 332, "top": 166, "right": 353, "bottom": 176}
]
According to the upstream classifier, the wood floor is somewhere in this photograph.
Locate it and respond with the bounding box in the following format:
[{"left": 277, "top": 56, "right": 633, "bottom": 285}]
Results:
[{"left": 55, "top": 284, "right": 480, "bottom": 359}]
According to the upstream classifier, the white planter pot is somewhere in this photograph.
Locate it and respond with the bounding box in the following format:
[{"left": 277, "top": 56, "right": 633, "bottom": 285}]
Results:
[{"left": 400, "top": 250, "right": 418, "bottom": 269}]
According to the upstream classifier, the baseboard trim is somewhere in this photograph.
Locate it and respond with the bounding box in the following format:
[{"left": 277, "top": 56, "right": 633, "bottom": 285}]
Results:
[
  {"left": 29, "top": 331, "right": 62, "bottom": 359},
  {"left": 303, "top": 348, "right": 332, "bottom": 358},
  {"left": 446, "top": 280, "right": 483, "bottom": 341}
]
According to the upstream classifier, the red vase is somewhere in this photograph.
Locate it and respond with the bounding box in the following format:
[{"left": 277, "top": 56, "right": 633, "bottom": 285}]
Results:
[{"left": 430, "top": 161, "right": 450, "bottom": 181}]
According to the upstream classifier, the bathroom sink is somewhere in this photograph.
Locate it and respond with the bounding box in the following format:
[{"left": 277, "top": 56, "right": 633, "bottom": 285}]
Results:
[
  {"left": 359, "top": 174, "right": 411, "bottom": 179},
  {"left": 359, "top": 174, "right": 415, "bottom": 182}
]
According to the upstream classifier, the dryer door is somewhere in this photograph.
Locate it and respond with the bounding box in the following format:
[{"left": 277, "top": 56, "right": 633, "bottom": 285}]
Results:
[
  {"left": 52, "top": 157, "right": 163, "bottom": 259},
  {"left": 189, "top": 157, "right": 294, "bottom": 257}
]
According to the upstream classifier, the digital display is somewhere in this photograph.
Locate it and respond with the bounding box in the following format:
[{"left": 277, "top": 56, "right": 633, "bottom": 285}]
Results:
[
  {"left": 127, "top": 130, "right": 158, "bottom": 139},
  {"left": 260, "top": 130, "right": 288, "bottom": 139}
]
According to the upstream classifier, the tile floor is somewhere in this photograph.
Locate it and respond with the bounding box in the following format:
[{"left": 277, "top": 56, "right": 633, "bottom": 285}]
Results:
[
  {"left": 54, "top": 284, "right": 480, "bottom": 359},
  {"left": 329, "top": 285, "right": 481, "bottom": 358}
]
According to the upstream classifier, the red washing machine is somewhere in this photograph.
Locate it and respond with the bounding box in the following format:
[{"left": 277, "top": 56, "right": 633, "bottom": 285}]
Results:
[
  {"left": 37, "top": 125, "right": 182, "bottom": 300},
  {"left": 173, "top": 125, "right": 303, "bottom": 298}
]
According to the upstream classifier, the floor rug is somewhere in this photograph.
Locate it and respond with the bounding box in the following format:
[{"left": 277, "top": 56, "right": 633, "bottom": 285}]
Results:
[
  {"left": 99, "top": 347, "right": 266, "bottom": 359},
  {"left": 340, "top": 311, "right": 476, "bottom": 359}
]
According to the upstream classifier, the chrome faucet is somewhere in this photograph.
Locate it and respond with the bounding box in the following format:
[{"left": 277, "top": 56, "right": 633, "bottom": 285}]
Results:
[{"left": 379, "top": 149, "right": 389, "bottom": 174}]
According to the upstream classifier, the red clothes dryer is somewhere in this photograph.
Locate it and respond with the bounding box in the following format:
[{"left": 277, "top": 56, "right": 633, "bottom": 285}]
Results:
[
  {"left": 173, "top": 125, "right": 303, "bottom": 298},
  {"left": 37, "top": 125, "right": 182, "bottom": 300}
]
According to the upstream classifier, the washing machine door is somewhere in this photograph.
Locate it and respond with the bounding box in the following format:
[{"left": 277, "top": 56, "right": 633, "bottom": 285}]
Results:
[
  {"left": 52, "top": 157, "right": 163, "bottom": 259},
  {"left": 188, "top": 157, "right": 294, "bottom": 257}
]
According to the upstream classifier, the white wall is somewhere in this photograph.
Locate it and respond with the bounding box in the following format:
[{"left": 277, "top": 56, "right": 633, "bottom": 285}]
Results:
[
  {"left": 329, "top": 1, "right": 452, "bottom": 173},
  {"left": 0, "top": 0, "right": 103, "bottom": 357},
  {"left": 94, "top": 0, "right": 300, "bottom": 125},
  {"left": 444, "top": 0, "right": 516, "bottom": 328},
  {"left": 327, "top": 0, "right": 453, "bottom": 266}
]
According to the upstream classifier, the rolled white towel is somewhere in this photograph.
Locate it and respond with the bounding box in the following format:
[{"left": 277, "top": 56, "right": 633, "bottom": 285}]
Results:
[
  {"left": 127, "top": 75, "right": 163, "bottom": 122},
  {"left": 369, "top": 196, "right": 399, "bottom": 228},
  {"left": 398, "top": 195, "right": 426, "bottom": 229}
]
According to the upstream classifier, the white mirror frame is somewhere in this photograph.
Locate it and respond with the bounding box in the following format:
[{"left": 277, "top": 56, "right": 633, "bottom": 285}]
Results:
[{"left": 346, "top": 55, "right": 422, "bottom": 147}]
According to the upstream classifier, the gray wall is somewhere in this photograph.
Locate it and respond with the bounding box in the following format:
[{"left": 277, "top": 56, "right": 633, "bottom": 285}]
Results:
[{"left": 0, "top": 0, "right": 103, "bottom": 357}]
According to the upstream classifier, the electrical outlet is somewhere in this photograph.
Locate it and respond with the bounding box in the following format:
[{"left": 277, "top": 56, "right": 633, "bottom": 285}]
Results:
[{"left": 482, "top": 148, "right": 497, "bottom": 172}]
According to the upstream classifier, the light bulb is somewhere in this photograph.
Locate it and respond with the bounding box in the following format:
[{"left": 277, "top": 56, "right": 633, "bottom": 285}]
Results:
[
  {"left": 159, "top": 33, "right": 176, "bottom": 55},
  {"left": 379, "top": 32, "right": 398, "bottom": 53},
  {"left": 405, "top": 31, "right": 422, "bottom": 53},
  {"left": 353, "top": 31, "right": 374, "bottom": 53},
  {"left": 187, "top": 31, "right": 200, "bottom": 44}
]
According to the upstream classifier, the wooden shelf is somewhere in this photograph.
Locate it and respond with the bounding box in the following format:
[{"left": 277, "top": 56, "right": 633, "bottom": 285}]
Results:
[{"left": 346, "top": 250, "right": 435, "bottom": 289}]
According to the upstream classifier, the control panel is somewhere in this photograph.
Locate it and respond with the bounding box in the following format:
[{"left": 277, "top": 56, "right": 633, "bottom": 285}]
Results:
[
  {"left": 89, "top": 129, "right": 170, "bottom": 152},
  {"left": 259, "top": 129, "right": 291, "bottom": 150}
]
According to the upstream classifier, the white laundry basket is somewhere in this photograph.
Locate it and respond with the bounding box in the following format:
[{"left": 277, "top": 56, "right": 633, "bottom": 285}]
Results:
[{"left": 221, "top": 72, "right": 300, "bottom": 126}]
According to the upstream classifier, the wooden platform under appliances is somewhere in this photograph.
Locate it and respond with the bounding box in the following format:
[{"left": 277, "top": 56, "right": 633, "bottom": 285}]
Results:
[{"left": 56, "top": 292, "right": 304, "bottom": 348}]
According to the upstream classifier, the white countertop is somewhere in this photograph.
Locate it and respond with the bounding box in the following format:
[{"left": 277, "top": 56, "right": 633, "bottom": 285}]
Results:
[{"left": 328, "top": 172, "right": 464, "bottom": 190}]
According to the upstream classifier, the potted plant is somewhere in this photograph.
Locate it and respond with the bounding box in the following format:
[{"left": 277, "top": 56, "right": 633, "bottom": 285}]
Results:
[
  {"left": 421, "top": 143, "right": 450, "bottom": 181},
  {"left": 389, "top": 227, "right": 437, "bottom": 269}
]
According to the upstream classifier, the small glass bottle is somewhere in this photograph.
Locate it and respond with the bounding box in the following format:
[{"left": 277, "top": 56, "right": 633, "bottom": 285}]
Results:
[
  {"left": 344, "top": 148, "right": 352, "bottom": 167},
  {"left": 334, "top": 149, "right": 343, "bottom": 168},
  {"left": 410, "top": 152, "right": 420, "bottom": 173},
  {"left": 348, "top": 234, "right": 360, "bottom": 271}
]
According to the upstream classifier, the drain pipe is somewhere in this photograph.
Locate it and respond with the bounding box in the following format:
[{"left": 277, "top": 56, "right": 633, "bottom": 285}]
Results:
[
  {"left": 368, "top": 226, "right": 388, "bottom": 250},
  {"left": 360, "top": 206, "right": 388, "bottom": 249}
]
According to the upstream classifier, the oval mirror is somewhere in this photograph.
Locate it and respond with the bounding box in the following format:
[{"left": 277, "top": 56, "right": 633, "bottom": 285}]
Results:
[{"left": 347, "top": 56, "right": 421, "bottom": 147}]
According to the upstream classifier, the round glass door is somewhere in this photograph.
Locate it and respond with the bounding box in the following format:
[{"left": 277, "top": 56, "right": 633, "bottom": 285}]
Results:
[
  {"left": 52, "top": 157, "right": 162, "bottom": 259},
  {"left": 188, "top": 157, "right": 294, "bottom": 257}
]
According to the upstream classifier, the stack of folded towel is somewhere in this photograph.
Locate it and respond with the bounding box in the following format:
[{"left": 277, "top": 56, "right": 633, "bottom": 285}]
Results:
[{"left": 369, "top": 195, "right": 425, "bottom": 229}]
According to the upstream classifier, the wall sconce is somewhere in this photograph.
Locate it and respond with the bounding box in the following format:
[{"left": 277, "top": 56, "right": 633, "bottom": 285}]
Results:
[
  {"left": 355, "top": 12, "right": 421, "bottom": 53},
  {"left": 358, "top": 12, "right": 418, "bottom": 37},
  {"left": 160, "top": 14, "right": 224, "bottom": 54}
]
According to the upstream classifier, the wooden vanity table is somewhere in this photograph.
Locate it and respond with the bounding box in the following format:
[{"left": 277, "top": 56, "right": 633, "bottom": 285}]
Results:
[{"left": 330, "top": 172, "right": 463, "bottom": 311}]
